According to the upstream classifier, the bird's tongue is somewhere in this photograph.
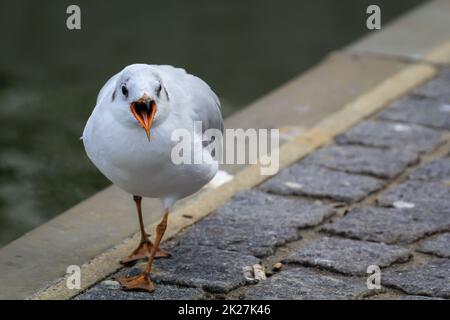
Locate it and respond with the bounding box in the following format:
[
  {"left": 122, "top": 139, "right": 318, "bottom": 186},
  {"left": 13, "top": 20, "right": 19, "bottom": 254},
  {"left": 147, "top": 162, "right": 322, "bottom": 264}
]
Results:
[{"left": 140, "top": 109, "right": 150, "bottom": 128}]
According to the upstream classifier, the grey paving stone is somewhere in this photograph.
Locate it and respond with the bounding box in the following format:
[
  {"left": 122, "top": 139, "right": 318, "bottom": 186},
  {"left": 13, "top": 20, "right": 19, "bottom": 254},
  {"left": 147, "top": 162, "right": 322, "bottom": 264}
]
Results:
[
  {"left": 378, "top": 180, "right": 450, "bottom": 214},
  {"left": 125, "top": 245, "right": 260, "bottom": 294},
  {"left": 259, "top": 163, "right": 383, "bottom": 203},
  {"left": 322, "top": 206, "right": 450, "bottom": 244},
  {"left": 244, "top": 267, "right": 370, "bottom": 300},
  {"left": 417, "top": 233, "right": 450, "bottom": 258},
  {"left": 177, "top": 190, "right": 335, "bottom": 257},
  {"left": 383, "top": 259, "right": 450, "bottom": 298},
  {"left": 211, "top": 190, "right": 335, "bottom": 228},
  {"left": 179, "top": 220, "right": 298, "bottom": 258},
  {"left": 283, "top": 237, "right": 412, "bottom": 275},
  {"left": 336, "top": 120, "right": 442, "bottom": 153},
  {"left": 413, "top": 69, "right": 450, "bottom": 102},
  {"left": 303, "top": 144, "right": 418, "bottom": 179},
  {"left": 75, "top": 281, "right": 205, "bottom": 300},
  {"left": 409, "top": 159, "right": 450, "bottom": 182},
  {"left": 378, "top": 95, "right": 450, "bottom": 130}
]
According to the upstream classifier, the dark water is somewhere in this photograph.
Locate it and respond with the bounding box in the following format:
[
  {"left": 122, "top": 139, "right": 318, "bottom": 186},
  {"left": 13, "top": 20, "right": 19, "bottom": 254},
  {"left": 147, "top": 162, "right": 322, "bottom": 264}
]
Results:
[{"left": 0, "top": 0, "right": 424, "bottom": 246}]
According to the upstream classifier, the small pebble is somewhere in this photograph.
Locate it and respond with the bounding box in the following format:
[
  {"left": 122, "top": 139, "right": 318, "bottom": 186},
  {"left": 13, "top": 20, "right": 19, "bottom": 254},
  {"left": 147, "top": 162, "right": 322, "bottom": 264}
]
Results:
[
  {"left": 393, "top": 200, "right": 415, "bottom": 209},
  {"left": 272, "top": 262, "right": 283, "bottom": 271},
  {"left": 253, "top": 264, "right": 267, "bottom": 281},
  {"left": 284, "top": 181, "right": 303, "bottom": 190},
  {"left": 101, "top": 280, "right": 120, "bottom": 289},
  {"left": 243, "top": 264, "right": 267, "bottom": 282},
  {"left": 243, "top": 266, "right": 255, "bottom": 281}
]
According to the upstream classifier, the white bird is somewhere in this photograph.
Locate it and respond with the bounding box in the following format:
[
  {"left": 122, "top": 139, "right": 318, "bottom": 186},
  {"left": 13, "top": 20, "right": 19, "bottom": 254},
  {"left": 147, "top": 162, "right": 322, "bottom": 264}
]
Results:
[{"left": 82, "top": 64, "right": 223, "bottom": 292}]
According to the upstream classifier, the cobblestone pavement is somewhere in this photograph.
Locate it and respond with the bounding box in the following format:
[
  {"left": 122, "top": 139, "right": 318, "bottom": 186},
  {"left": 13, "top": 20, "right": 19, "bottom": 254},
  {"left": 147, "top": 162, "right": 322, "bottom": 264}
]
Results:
[{"left": 76, "top": 69, "right": 450, "bottom": 300}]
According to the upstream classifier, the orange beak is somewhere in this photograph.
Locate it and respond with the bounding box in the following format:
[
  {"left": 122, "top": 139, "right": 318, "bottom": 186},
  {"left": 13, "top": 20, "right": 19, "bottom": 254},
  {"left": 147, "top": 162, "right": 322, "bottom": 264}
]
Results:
[{"left": 130, "top": 94, "right": 157, "bottom": 141}]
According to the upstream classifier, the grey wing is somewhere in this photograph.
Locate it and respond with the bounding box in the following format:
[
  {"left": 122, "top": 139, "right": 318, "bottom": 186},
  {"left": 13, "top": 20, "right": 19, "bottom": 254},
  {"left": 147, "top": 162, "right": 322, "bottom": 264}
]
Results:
[
  {"left": 187, "top": 74, "right": 224, "bottom": 135},
  {"left": 193, "top": 91, "right": 224, "bottom": 135},
  {"left": 156, "top": 64, "right": 223, "bottom": 134},
  {"left": 96, "top": 72, "right": 120, "bottom": 105},
  {"left": 188, "top": 78, "right": 224, "bottom": 154},
  {"left": 82, "top": 73, "right": 119, "bottom": 142}
]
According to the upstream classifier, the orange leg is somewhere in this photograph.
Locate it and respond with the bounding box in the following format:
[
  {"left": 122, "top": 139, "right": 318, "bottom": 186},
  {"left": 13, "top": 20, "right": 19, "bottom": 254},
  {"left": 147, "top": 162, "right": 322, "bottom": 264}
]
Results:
[
  {"left": 120, "top": 196, "right": 170, "bottom": 265},
  {"left": 118, "top": 209, "right": 169, "bottom": 292}
]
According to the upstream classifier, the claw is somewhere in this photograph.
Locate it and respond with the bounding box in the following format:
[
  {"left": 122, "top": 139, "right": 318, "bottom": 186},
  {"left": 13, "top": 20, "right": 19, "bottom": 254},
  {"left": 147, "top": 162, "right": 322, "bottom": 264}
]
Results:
[
  {"left": 120, "top": 240, "right": 171, "bottom": 265},
  {"left": 117, "top": 274, "right": 155, "bottom": 292}
]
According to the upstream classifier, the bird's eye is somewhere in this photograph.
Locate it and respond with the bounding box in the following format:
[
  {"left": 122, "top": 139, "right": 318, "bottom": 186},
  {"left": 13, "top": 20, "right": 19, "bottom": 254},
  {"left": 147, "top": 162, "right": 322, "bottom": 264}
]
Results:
[{"left": 121, "top": 85, "right": 128, "bottom": 97}]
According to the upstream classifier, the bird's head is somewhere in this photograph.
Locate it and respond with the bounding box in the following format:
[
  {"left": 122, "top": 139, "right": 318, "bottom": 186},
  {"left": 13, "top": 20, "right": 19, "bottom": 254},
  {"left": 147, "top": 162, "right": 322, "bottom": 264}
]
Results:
[{"left": 112, "top": 64, "right": 170, "bottom": 141}]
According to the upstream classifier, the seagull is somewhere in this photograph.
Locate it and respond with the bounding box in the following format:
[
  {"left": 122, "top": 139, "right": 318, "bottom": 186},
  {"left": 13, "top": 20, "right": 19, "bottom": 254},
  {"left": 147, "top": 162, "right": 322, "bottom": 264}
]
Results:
[{"left": 82, "top": 64, "right": 223, "bottom": 292}]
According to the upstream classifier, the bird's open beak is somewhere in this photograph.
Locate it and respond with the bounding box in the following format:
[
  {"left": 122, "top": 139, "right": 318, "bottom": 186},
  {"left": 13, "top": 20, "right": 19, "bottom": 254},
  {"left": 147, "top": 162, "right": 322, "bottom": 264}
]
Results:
[{"left": 130, "top": 94, "right": 157, "bottom": 141}]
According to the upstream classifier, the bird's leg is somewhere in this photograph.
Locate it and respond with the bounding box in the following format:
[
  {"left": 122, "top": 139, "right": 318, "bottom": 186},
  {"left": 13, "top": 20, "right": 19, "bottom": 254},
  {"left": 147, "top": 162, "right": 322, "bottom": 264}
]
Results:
[
  {"left": 120, "top": 196, "right": 170, "bottom": 265},
  {"left": 118, "top": 209, "right": 169, "bottom": 292}
]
